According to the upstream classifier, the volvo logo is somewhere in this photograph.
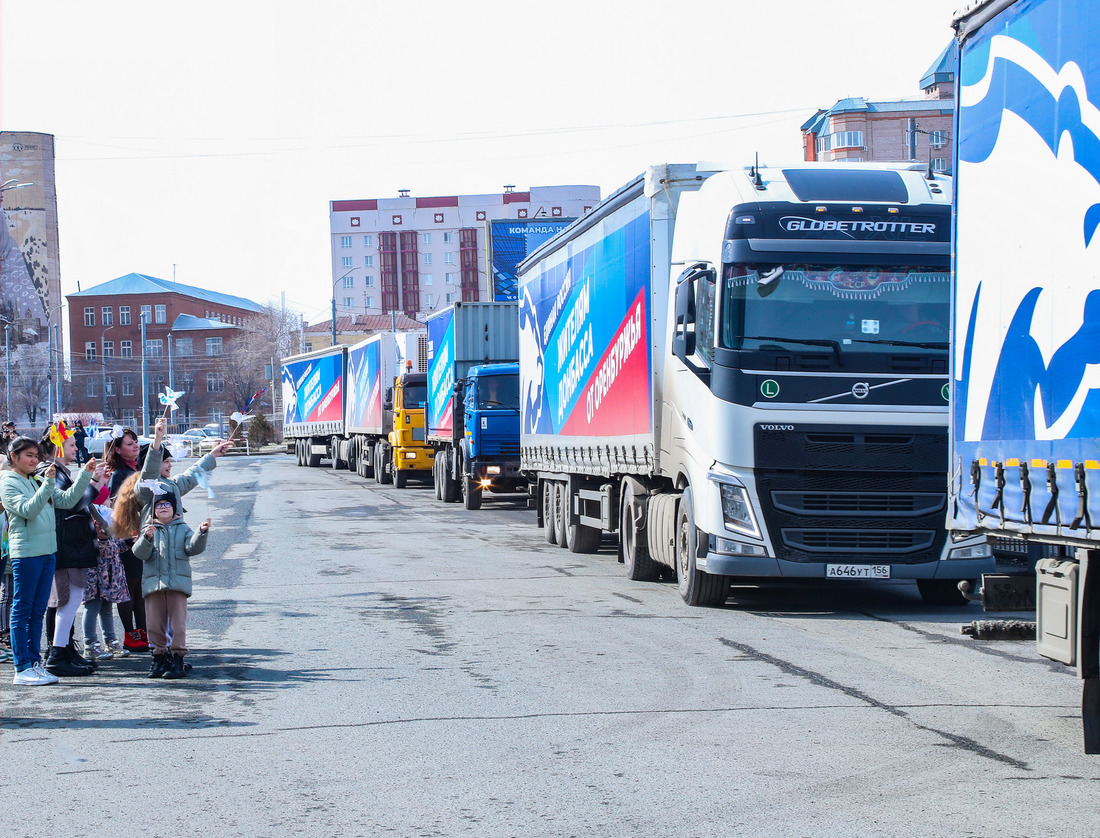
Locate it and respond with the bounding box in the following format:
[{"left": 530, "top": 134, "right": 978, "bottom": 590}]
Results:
[
  {"left": 851, "top": 382, "right": 870, "bottom": 399},
  {"left": 759, "top": 424, "right": 795, "bottom": 431}
]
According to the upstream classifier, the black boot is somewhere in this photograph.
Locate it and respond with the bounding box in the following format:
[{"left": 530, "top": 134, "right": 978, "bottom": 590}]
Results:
[
  {"left": 161, "top": 653, "right": 187, "bottom": 680},
  {"left": 67, "top": 639, "right": 97, "bottom": 671},
  {"left": 148, "top": 653, "right": 171, "bottom": 679},
  {"left": 45, "top": 645, "right": 92, "bottom": 677}
]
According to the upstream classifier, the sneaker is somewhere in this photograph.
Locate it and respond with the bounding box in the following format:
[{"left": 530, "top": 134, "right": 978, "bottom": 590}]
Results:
[
  {"left": 106, "top": 638, "right": 129, "bottom": 658},
  {"left": 137, "top": 628, "right": 152, "bottom": 649},
  {"left": 13, "top": 667, "right": 50, "bottom": 685},
  {"left": 86, "top": 641, "right": 113, "bottom": 661},
  {"left": 30, "top": 661, "right": 59, "bottom": 684},
  {"left": 123, "top": 630, "right": 147, "bottom": 652},
  {"left": 0, "top": 646, "right": 10, "bottom": 663}
]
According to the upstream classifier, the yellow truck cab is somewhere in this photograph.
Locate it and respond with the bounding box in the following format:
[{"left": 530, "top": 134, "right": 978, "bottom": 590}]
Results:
[{"left": 386, "top": 370, "right": 433, "bottom": 487}]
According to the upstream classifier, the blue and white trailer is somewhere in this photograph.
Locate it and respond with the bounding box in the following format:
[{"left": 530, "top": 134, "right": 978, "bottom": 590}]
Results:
[
  {"left": 519, "top": 162, "right": 993, "bottom": 606},
  {"left": 949, "top": 0, "right": 1100, "bottom": 751}
]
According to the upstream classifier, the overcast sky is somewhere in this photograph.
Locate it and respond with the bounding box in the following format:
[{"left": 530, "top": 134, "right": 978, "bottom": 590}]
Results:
[{"left": 1, "top": 0, "right": 963, "bottom": 327}]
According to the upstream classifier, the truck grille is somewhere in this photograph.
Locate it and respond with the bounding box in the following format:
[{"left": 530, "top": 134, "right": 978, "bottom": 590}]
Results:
[{"left": 754, "top": 425, "right": 948, "bottom": 565}]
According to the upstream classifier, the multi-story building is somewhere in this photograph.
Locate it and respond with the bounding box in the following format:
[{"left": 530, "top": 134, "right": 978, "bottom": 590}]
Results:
[
  {"left": 801, "top": 42, "right": 955, "bottom": 172},
  {"left": 328, "top": 184, "right": 600, "bottom": 320},
  {"left": 66, "top": 273, "right": 264, "bottom": 429}
]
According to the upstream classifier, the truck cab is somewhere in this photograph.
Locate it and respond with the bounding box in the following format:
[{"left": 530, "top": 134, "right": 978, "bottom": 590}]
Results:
[
  {"left": 385, "top": 371, "right": 433, "bottom": 487},
  {"left": 456, "top": 363, "right": 523, "bottom": 507}
]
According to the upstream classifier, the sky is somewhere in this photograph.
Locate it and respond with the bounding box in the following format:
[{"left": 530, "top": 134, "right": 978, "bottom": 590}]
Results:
[{"left": 0, "top": 0, "right": 965, "bottom": 330}]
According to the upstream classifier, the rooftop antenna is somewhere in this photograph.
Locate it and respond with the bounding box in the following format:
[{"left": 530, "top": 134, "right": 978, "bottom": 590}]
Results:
[{"left": 749, "top": 153, "right": 764, "bottom": 190}]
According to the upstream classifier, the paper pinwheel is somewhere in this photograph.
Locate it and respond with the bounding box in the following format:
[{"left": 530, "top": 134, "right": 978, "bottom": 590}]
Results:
[{"left": 48, "top": 421, "right": 73, "bottom": 448}]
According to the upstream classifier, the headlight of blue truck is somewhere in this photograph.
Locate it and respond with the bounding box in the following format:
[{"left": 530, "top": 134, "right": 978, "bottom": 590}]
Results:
[{"left": 715, "top": 481, "right": 760, "bottom": 538}]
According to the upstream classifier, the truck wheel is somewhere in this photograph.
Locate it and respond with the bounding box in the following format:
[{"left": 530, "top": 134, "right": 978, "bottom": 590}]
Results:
[
  {"left": 330, "top": 437, "right": 342, "bottom": 470},
  {"left": 916, "top": 579, "right": 971, "bottom": 606},
  {"left": 295, "top": 439, "right": 303, "bottom": 466},
  {"left": 441, "top": 452, "right": 459, "bottom": 503},
  {"left": 376, "top": 444, "right": 391, "bottom": 484},
  {"left": 347, "top": 439, "right": 358, "bottom": 474},
  {"left": 306, "top": 441, "right": 322, "bottom": 468},
  {"left": 432, "top": 456, "right": 442, "bottom": 500},
  {"left": 553, "top": 482, "right": 569, "bottom": 548},
  {"left": 676, "top": 487, "right": 729, "bottom": 607},
  {"left": 543, "top": 481, "right": 558, "bottom": 544},
  {"left": 462, "top": 475, "right": 483, "bottom": 510},
  {"left": 362, "top": 442, "right": 376, "bottom": 479},
  {"left": 394, "top": 462, "right": 408, "bottom": 488},
  {"left": 566, "top": 519, "right": 601, "bottom": 554},
  {"left": 621, "top": 482, "right": 660, "bottom": 580}
]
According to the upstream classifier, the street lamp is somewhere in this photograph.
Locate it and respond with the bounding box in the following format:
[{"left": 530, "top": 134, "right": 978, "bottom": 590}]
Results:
[
  {"left": 101, "top": 324, "right": 115, "bottom": 418},
  {"left": 331, "top": 268, "right": 362, "bottom": 346},
  {"left": 0, "top": 314, "right": 12, "bottom": 422},
  {"left": 45, "top": 303, "right": 65, "bottom": 420}
]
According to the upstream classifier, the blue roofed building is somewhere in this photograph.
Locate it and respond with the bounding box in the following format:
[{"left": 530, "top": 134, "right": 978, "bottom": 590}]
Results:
[
  {"left": 801, "top": 42, "right": 956, "bottom": 173},
  {"left": 66, "top": 273, "right": 265, "bottom": 429}
]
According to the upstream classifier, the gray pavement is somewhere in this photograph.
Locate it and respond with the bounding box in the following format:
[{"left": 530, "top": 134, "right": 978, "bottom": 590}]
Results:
[{"left": 2, "top": 454, "right": 1097, "bottom": 837}]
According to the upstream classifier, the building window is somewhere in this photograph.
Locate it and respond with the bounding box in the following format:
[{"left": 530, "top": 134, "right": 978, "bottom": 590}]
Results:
[
  {"left": 343, "top": 276, "right": 354, "bottom": 289},
  {"left": 122, "top": 376, "right": 134, "bottom": 396},
  {"left": 155, "top": 304, "right": 166, "bottom": 324},
  {"left": 206, "top": 373, "right": 224, "bottom": 393},
  {"left": 145, "top": 339, "right": 163, "bottom": 357},
  {"left": 446, "top": 293, "right": 456, "bottom": 303},
  {"left": 422, "top": 274, "right": 433, "bottom": 286},
  {"left": 84, "top": 308, "right": 95, "bottom": 327},
  {"left": 85, "top": 342, "right": 96, "bottom": 362},
  {"left": 120, "top": 340, "right": 132, "bottom": 359},
  {"left": 423, "top": 253, "right": 432, "bottom": 266},
  {"left": 365, "top": 276, "right": 375, "bottom": 288},
  {"left": 445, "top": 273, "right": 456, "bottom": 285},
  {"left": 341, "top": 235, "right": 352, "bottom": 248},
  {"left": 444, "top": 252, "right": 454, "bottom": 265},
  {"left": 426, "top": 294, "right": 435, "bottom": 308},
  {"left": 175, "top": 337, "right": 193, "bottom": 356},
  {"left": 123, "top": 409, "right": 135, "bottom": 425},
  {"left": 342, "top": 256, "right": 353, "bottom": 270},
  {"left": 119, "top": 306, "right": 131, "bottom": 326},
  {"left": 304, "top": 342, "right": 314, "bottom": 353},
  {"left": 816, "top": 130, "right": 864, "bottom": 153},
  {"left": 932, "top": 157, "right": 948, "bottom": 171},
  {"left": 422, "top": 232, "right": 431, "bottom": 246},
  {"left": 443, "top": 232, "right": 452, "bottom": 244},
  {"left": 206, "top": 337, "right": 223, "bottom": 356},
  {"left": 363, "top": 235, "right": 373, "bottom": 247},
  {"left": 103, "top": 341, "right": 114, "bottom": 359},
  {"left": 342, "top": 297, "right": 354, "bottom": 309},
  {"left": 930, "top": 130, "right": 947, "bottom": 148},
  {"left": 140, "top": 305, "right": 151, "bottom": 324},
  {"left": 364, "top": 255, "right": 374, "bottom": 268},
  {"left": 86, "top": 378, "right": 96, "bottom": 398},
  {"left": 365, "top": 296, "right": 374, "bottom": 309},
  {"left": 101, "top": 307, "right": 113, "bottom": 327},
  {"left": 104, "top": 376, "right": 115, "bottom": 396}
]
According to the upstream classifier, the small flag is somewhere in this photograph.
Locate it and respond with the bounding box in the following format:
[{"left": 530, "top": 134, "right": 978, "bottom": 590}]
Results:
[{"left": 243, "top": 387, "right": 267, "bottom": 413}]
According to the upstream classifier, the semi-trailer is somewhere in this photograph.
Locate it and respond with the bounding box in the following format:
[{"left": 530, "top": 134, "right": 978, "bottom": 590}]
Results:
[
  {"left": 281, "top": 331, "right": 431, "bottom": 485},
  {"left": 948, "top": 0, "right": 1100, "bottom": 751},
  {"left": 425, "top": 302, "right": 523, "bottom": 509},
  {"left": 517, "top": 161, "right": 994, "bottom": 606}
]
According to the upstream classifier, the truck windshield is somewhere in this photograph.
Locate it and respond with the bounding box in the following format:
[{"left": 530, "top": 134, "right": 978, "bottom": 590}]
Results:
[
  {"left": 720, "top": 264, "right": 949, "bottom": 353},
  {"left": 475, "top": 374, "right": 519, "bottom": 410},
  {"left": 403, "top": 382, "right": 427, "bottom": 409}
]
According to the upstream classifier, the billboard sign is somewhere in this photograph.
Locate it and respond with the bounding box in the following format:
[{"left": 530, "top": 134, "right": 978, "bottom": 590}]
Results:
[{"left": 489, "top": 219, "right": 572, "bottom": 302}]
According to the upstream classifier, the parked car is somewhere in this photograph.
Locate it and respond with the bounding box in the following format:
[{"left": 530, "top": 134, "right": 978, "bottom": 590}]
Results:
[
  {"left": 85, "top": 429, "right": 154, "bottom": 456},
  {"left": 170, "top": 427, "right": 225, "bottom": 456}
]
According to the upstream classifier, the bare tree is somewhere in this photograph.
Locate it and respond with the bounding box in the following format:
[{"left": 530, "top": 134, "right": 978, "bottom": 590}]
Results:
[
  {"left": 221, "top": 302, "right": 301, "bottom": 417},
  {"left": 10, "top": 342, "right": 49, "bottom": 424}
]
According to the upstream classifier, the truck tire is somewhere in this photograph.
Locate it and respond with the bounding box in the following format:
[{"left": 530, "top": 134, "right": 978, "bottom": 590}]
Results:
[
  {"left": 347, "top": 439, "right": 358, "bottom": 474},
  {"left": 295, "top": 439, "right": 303, "bottom": 466},
  {"left": 676, "top": 486, "right": 729, "bottom": 607},
  {"left": 330, "top": 437, "right": 343, "bottom": 470},
  {"left": 566, "top": 518, "right": 601, "bottom": 554},
  {"left": 306, "top": 441, "right": 322, "bottom": 468},
  {"left": 441, "top": 451, "right": 459, "bottom": 503},
  {"left": 621, "top": 481, "right": 660, "bottom": 580},
  {"left": 362, "top": 442, "right": 376, "bottom": 479},
  {"left": 375, "top": 444, "right": 391, "bottom": 484},
  {"left": 432, "top": 456, "right": 442, "bottom": 499},
  {"left": 394, "top": 455, "right": 408, "bottom": 488},
  {"left": 543, "top": 481, "right": 558, "bottom": 544},
  {"left": 916, "top": 579, "right": 971, "bottom": 606},
  {"left": 553, "top": 482, "right": 568, "bottom": 548},
  {"left": 462, "top": 475, "right": 483, "bottom": 510}
]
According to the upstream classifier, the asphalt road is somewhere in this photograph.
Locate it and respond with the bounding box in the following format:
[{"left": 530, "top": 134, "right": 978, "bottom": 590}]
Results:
[{"left": 2, "top": 454, "right": 1097, "bottom": 837}]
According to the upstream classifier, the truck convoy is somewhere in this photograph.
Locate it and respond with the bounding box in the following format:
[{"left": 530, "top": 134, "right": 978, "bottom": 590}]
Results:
[
  {"left": 425, "top": 302, "right": 523, "bottom": 509},
  {"left": 282, "top": 332, "right": 431, "bottom": 486},
  {"left": 949, "top": 0, "right": 1100, "bottom": 751},
  {"left": 517, "top": 161, "right": 994, "bottom": 606}
]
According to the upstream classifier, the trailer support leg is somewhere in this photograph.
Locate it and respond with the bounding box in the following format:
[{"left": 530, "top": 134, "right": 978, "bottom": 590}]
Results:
[{"left": 1081, "top": 550, "right": 1100, "bottom": 754}]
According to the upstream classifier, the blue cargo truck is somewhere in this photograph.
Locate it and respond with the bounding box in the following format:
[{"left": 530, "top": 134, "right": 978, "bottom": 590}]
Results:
[
  {"left": 426, "top": 302, "right": 524, "bottom": 509},
  {"left": 949, "top": 0, "right": 1100, "bottom": 751}
]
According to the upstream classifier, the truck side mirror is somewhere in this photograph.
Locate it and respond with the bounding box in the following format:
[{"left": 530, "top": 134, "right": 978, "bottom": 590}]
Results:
[
  {"left": 673, "top": 262, "right": 711, "bottom": 361},
  {"left": 383, "top": 387, "right": 393, "bottom": 410}
]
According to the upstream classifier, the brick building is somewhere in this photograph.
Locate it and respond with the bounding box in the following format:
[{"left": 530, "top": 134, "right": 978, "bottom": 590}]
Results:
[
  {"left": 66, "top": 273, "right": 264, "bottom": 430},
  {"left": 328, "top": 184, "right": 599, "bottom": 320},
  {"left": 302, "top": 312, "right": 425, "bottom": 353},
  {"left": 801, "top": 42, "right": 956, "bottom": 172}
]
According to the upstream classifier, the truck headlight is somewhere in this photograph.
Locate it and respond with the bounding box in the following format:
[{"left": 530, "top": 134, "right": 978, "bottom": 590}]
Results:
[
  {"left": 404, "top": 451, "right": 418, "bottom": 459},
  {"left": 718, "top": 483, "right": 760, "bottom": 538},
  {"left": 947, "top": 543, "right": 992, "bottom": 560}
]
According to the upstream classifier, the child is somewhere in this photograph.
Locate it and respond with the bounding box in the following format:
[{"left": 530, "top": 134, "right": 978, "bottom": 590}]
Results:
[
  {"left": 132, "top": 490, "right": 210, "bottom": 680},
  {"left": 82, "top": 510, "right": 131, "bottom": 659}
]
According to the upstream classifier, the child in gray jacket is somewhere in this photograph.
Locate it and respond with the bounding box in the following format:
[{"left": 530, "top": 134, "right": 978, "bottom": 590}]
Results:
[{"left": 132, "top": 489, "right": 210, "bottom": 680}]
